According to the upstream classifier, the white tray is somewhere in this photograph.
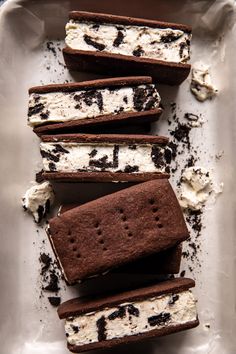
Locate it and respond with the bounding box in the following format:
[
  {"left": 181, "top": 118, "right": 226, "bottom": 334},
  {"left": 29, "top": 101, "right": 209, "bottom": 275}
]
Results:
[{"left": 0, "top": 0, "right": 235, "bottom": 353}]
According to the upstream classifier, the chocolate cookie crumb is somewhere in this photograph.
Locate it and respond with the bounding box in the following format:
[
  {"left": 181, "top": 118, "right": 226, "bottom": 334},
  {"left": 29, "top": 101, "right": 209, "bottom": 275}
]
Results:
[
  {"left": 113, "top": 30, "right": 124, "bottom": 47},
  {"left": 48, "top": 296, "right": 61, "bottom": 307},
  {"left": 96, "top": 316, "right": 107, "bottom": 341},
  {"left": 84, "top": 34, "right": 105, "bottom": 51},
  {"left": 148, "top": 312, "right": 171, "bottom": 326}
]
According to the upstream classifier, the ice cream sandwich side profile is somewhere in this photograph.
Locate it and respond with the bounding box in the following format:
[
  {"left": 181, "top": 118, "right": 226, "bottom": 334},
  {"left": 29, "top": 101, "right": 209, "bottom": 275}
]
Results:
[
  {"left": 28, "top": 77, "right": 163, "bottom": 135},
  {"left": 63, "top": 12, "right": 192, "bottom": 85},
  {"left": 40, "top": 134, "right": 171, "bottom": 182},
  {"left": 58, "top": 278, "right": 199, "bottom": 352}
]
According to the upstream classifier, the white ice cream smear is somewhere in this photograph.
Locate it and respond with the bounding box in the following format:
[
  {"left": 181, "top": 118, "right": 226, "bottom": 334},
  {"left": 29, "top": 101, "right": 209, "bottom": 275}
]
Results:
[
  {"left": 65, "top": 290, "right": 197, "bottom": 346},
  {"left": 22, "top": 182, "right": 54, "bottom": 223},
  {"left": 65, "top": 20, "right": 191, "bottom": 63},
  {"left": 190, "top": 63, "right": 217, "bottom": 102},
  {"left": 179, "top": 167, "right": 223, "bottom": 210},
  {"left": 28, "top": 84, "right": 160, "bottom": 127},
  {"left": 40, "top": 142, "right": 170, "bottom": 174}
]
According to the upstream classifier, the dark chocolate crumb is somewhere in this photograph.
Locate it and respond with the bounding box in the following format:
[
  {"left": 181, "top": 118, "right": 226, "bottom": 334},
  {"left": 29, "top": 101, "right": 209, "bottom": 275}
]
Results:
[
  {"left": 40, "top": 253, "right": 52, "bottom": 274},
  {"left": 48, "top": 296, "right": 61, "bottom": 307},
  {"left": 49, "top": 162, "right": 56, "bottom": 171},
  {"left": 180, "top": 270, "right": 186, "bottom": 277},
  {"left": 148, "top": 312, "right": 171, "bottom": 326},
  {"left": 151, "top": 145, "right": 164, "bottom": 169},
  {"left": 84, "top": 34, "right": 105, "bottom": 51},
  {"left": 92, "top": 24, "right": 100, "bottom": 30},
  {"left": 37, "top": 205, "right": 44, "bottom": 223},
  {"left": 113, "top": 30, "right": 124, "bottom": 47},
  {"left": 52, "top": 144, "right": 69, "bottom": 154},
  {"left": 72, "top": 325, "right": 79, "bottom": 333},
  {"left": 124, "top": 165, "right": 139, "bottom": 173},
  {"left": 127, "top": 304, "right": 139, "bottom": 317},
  {"left": 35, "top": 170, "right": 45, "bottom": 183},
  {"left": 169, "top": 294, "right": 179, "bottom": 305},
  {"left": 108, "top": 306, "right": 126, "bottom": 320},
  {"left": 28, "top": 103, "right": 44, "bottom": 117},
  {"left": 89, "top": 149, "right": 98, "bottom": 158},
  {"left": 170, "top": 123, "right": 191, "bottom": 150},
  {"left": 40, "top": 150, "right": 60, "bottom": 163},
  {"left": 161, "top": 33, "right": 182, "bottom": 43},
  {"left": 133, "top": 46, "right": 144, "bottom": 57},
  {"left": 96, "top": 316, "right": 107, "bottom": 341},
  {"left": 123, "top": 96, "right": 128, "bottom": 104},
  {"left": 44, "top": 272, "right": 60, "bottom": 292},
  {"left": 164, "top": 147, "right": 172, "bottom": 164},
  {"left": 46, "top": 41, "right": 57, "bottom": 57}
]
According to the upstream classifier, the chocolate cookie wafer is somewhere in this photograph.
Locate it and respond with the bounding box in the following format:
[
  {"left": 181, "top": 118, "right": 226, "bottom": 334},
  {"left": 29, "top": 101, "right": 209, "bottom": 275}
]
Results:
[
  {"left": 29, "top": 77, "right": 163, "bottom": 135},
  {"left": 58, "top": 278, "right": 199, "bottom": 352},
  {"left": 40, "top": 134, "right": 171, "bottom": 182},
  {"left": 60, "top": 204, "right": 182, "bottom": 275},
  {"left": 63, "top": 12, "right": 192, "bottom": 85},
  {"left": 47, "top": 179, "right": 189, "bottom": 284}
]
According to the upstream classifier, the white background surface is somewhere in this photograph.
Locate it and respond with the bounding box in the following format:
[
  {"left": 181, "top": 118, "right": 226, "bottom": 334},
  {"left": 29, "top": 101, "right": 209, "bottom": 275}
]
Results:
[{"left": 0, "top": 0, "right": 236, "bottom": 353}]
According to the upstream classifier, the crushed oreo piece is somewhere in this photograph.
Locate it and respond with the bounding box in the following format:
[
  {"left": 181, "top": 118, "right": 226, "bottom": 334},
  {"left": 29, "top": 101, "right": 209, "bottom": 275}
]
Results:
[
  {"left": 44, "top": 272, "right": 60, "bottom": 292},
  {"left": 170, "top": 123, "right": 191, "bottom": 150},
  {"left": 40, "top": 110, "right": 49, "bottom": 120},
  {"left": 180, "top": 270, "right": 186, "bottom": 277},
  {"left": 37, "top": 205, "right": 45, "bottom": 224},
  {"left": 52, "top": 144, "right": 69, "bottom": 154},
  {"left": 148, "top": 312, "right": 171, "bottom": 326},
  {"left": 164, "top": 147, "right": 172, "bottom": 164},
  {"left": 28, "top": 103, "right": 44, "bottom": 117},
  {"left": 40, "top": 253, "right": 52, "bottom": 274},
  {"left": 169, "top": 294, "right": 179, "bottom": 305},
  {"left": 124, "top": 165, "right": 139, "bottom": 173},
  {"left": 127, "top": 304, "right": 139, "bottom": 317},
  {"left": 151, "top": 145, "right": 164, "bottom": 169},
  {"left": 161, "top": 33, "right": 182, "bottom": 43},
  {"left": 108, "top": 306, "right": 126, "bottom": 320},
  {"left": 35, "top": 170, "right": 45, "bottom": 183},
  {"left": 113, "top": 30, "right": 124, "bottom": 47},
  {"left": 41, "top": 150, "right": 60, "bottom": 163},
  {"left": 72, "top": 325, "right": 79, "bottom": 333},
  {"left": 48, "top": 296, "right": 61, "bottom": 307},
  {"left": 46, "top": 41, "right": 57, "bottom": 57},
  {"left": 84, "top": 34, "right": 105, "bottom": 51},
  {"left": 89, "top": 145, "right": 119, "bottom": 170},
  {"left": 49, "top": 162, "right": 56, "bottom": 171},
  {"left": 133, "top": 46, "right": 144, "bottom": 57},
  {"left": 123, "top": 96, "right": 128, "bottom": 104},
  {"left": 89, "top": 149, "right": 98, "bottom": 158},
  {"left": 96, "top": 316, "right": 107, "bottom": 341}
]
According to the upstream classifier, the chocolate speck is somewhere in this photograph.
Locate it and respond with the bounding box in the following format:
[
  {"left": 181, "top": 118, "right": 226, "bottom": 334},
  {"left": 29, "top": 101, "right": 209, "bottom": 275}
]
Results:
[
  {"left": 48, "top": 296, "right": 61, "bottom": 307},
  {"left": 84, "top": 34, "right": 105, "bottom": 51}
]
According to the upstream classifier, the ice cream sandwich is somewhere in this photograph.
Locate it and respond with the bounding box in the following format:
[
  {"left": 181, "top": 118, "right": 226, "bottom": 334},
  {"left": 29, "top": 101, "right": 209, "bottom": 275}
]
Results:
[
  {"left": 40, "top": 134, "right": 171, "bottom": 182},
  {"left": 47, "top": 179, "right": 189, "bottom": 284},
  {"left": 63, "top": 11, "right": 192, "bottom": 85},
  {"left": 29, "top": 77, "right": 163, "bottom": 135},
  {"left": 60, "top": 204, "right": 183, "bottom": 275},
  {"left": 58, "top": 278, "right": 199, "bottom": 352}
]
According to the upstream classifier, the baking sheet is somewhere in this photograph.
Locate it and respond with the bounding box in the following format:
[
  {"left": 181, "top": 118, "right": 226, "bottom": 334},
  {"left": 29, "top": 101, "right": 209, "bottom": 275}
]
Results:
[{"left": 0, "top": 0, "right": 236, "bottom": 353}]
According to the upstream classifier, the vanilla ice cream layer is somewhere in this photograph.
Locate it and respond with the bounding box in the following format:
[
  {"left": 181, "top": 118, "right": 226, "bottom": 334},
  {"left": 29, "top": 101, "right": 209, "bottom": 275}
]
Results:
[
  {"left": 28, "top": 84, "right": 160, "bottom": 127},
  {"left": 65, "top": 290, "right": 197, "bottom": 346},
  {"left": 40, "top": 142, "right": 171, "bottom": 174},
  {"left": 65, "top": 20, "right": 191, "bottom": 63}
]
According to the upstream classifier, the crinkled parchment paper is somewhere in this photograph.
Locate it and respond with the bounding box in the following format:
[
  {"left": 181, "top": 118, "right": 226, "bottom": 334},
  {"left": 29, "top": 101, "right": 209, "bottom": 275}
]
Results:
[{"left": 0, "top": 0, "right": 236, "bottom": 353}]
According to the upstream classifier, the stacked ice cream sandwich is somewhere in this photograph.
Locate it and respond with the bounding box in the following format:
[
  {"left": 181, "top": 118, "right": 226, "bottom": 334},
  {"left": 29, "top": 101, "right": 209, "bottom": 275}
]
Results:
[{"left": 26, "top": 10, "right": 198, "bottom": 353}]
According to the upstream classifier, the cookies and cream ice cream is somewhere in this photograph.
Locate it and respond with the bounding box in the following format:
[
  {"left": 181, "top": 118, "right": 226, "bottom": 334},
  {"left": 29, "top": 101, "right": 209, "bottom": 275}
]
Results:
[
  {"left": 40, "top": 142, "right": 171, "bottom": 174},
  {"left": 28, "top": 84, "right": 160, "bottom": 127},
  {"left": 65, "top": 21, "right": 191, "bottom": 63},
  {"left": 22, "top": 181, "right": 54, "bottom": 223},
  {"left": 65, "top": 290, "right": 197, "bottom": 346},
  {"left": 179, "top": 167, "right": 223, "bottom": 210},
  {"left": 190, "top": 63, "right": 217, "bottom": 102}
]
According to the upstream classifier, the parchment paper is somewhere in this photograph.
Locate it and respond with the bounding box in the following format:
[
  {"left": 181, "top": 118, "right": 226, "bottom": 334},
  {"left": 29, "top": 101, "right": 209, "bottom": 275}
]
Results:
[{"left": 0, "top": 0, "right": 236, "bottom": 353}]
